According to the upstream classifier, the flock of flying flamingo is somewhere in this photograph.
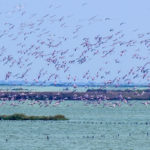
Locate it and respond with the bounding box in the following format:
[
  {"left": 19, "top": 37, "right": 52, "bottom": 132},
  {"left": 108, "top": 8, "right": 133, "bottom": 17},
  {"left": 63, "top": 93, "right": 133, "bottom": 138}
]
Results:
[{"left": 0, "top": 2, "right": 150, "bottom": 107}]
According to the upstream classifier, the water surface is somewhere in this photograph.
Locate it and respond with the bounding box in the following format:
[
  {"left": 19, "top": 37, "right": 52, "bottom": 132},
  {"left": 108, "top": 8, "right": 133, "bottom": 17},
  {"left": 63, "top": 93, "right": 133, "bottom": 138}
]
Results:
[{"left": 0, "top": 100, "right": 150, "bottom": 150}]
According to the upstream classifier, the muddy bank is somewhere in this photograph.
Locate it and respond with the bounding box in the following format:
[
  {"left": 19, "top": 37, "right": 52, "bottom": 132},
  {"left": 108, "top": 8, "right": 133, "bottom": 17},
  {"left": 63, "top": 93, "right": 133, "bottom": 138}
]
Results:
[{"left": 0, "top": 89, "right": 150, "bottom": 100}]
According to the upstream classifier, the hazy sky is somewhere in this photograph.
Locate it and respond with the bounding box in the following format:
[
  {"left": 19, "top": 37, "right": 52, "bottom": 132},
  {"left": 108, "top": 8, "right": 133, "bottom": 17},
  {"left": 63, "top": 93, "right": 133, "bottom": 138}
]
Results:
[{"left": 0, "top": 0, "right": 150, "bottom": 85}]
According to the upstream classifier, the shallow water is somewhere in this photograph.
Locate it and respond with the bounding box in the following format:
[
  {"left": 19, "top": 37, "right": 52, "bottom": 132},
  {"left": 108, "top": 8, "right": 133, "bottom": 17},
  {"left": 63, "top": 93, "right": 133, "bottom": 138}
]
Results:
[
  {"left": 0, "top": 100, "right": 150, "bottom": 150},
  {"left": 0, "top": 85, "right": 149, "bottom": 92}
]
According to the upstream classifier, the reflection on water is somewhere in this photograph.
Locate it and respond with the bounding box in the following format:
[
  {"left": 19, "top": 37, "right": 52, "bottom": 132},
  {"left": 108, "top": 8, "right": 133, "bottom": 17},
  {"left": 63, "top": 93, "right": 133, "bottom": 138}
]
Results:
[{"left": 0, "top": 100, "right": 150, "bottom": 150}]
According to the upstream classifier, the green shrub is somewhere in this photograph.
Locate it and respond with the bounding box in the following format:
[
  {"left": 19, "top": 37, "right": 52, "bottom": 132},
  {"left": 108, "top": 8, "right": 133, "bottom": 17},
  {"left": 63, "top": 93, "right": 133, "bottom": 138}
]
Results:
[{"left": 0, "top": 113, "right": 68, "bottom": 120}]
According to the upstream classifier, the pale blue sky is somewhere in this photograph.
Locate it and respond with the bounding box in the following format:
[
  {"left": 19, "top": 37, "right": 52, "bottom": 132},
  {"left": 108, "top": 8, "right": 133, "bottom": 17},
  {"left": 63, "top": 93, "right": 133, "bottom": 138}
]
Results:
[{"left": 0, "top": 0, "right": 150, "bottom": 85}]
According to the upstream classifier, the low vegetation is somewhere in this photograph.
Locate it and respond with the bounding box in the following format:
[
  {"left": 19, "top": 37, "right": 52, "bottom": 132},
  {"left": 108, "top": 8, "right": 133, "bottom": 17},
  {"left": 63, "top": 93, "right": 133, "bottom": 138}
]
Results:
[{"left": 0, "top": 113, "right": 68, "bottom": 120}]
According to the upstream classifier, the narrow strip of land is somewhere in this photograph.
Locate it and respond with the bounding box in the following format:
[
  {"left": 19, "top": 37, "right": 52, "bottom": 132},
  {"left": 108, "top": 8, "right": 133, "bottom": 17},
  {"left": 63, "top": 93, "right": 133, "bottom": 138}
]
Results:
[
  {"left": 0, "top": 113, "right": 68, "bottom": 120},
  {"left": 0, "top": 89, "right": 150, "bottom": 100}
]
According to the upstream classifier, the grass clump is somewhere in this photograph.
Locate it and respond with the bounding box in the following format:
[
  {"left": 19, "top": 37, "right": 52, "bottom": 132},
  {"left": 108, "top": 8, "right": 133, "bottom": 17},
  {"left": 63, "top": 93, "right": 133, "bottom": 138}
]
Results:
[{"left": 0, "top": 113, "right": 68, "bottom": 120}]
